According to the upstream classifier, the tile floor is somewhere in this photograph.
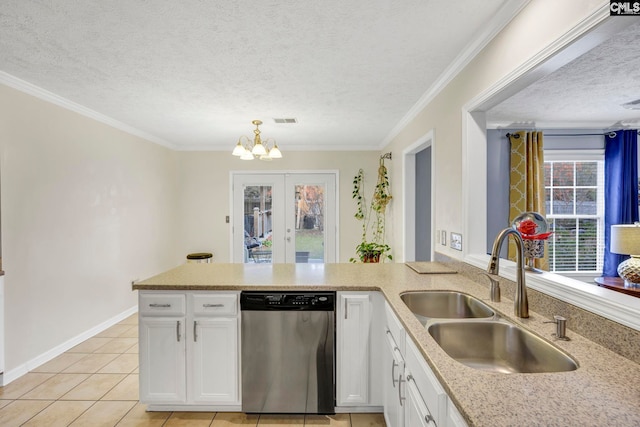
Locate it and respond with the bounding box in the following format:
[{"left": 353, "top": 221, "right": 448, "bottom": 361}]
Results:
[{"left": 0, "top": 314, "right": 386, "bottom": 426}]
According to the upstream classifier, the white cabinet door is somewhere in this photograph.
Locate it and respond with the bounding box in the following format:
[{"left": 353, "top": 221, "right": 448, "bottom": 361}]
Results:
[
  {"left": 336, "top": 292, "right": 371, "bottom": 406},
  {"left": 405, "top": 338, "right": 448, "bottom": 426},
  {"left": 405, "top": 377, "right": 437, "bottom": 427},
  {"left": 447, "top": 398, "right": 469, "bottom": 427},
  {"left": 189, "top": 317, "right": 239, "bottom": 404},
  {"left": 383, "top": 332, "right": 405, "bottom": 427},
  {"left": 139, "top": 317, "right": 186, "bottom": 403}
]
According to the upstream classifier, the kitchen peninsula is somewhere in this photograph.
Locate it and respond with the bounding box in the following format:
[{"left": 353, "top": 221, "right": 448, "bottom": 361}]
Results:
[{"left": 133, "top": 263, "right": 640, "bottom": 427}]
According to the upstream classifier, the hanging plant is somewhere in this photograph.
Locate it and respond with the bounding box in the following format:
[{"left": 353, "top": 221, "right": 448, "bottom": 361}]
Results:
[{"left": 350, "top": 157, "right": 393, "bottom": 263}]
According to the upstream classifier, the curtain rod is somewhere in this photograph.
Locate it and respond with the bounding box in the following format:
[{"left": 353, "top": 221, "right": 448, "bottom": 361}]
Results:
[{"left": 505, "top": 131, "right": 640, "bottom": 139}]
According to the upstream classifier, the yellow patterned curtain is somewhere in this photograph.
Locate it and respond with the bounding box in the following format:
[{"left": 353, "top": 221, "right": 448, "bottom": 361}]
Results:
[{"left": 508, "top": 131, "right": 547, "bottom": 270}]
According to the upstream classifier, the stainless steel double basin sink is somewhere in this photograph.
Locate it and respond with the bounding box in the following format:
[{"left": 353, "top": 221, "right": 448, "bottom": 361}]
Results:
[{"left": 400, "top": 291, "right": 578, "bottom": 374}]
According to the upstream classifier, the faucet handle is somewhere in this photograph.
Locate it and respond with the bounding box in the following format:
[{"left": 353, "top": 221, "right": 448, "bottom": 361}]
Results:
[
  {"left": 483, "top": 273, "right": 501, "bottom": 302},
  {"left": 544, "top": 315, "right": 569, "bottom": 340}
]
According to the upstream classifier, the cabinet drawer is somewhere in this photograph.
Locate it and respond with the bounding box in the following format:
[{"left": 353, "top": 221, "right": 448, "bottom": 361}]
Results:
[
  {"left": 385, "top": 302, "right": 406, "bottom": 353},
  {"left": 191, "top": 293, "right": 238, "bottom": 316},
  {"left": 405, "top": 338, "right": 447, "bottom": 427},
  {"left": 139, "top": 293, "right": 185, "bottom": 316}
]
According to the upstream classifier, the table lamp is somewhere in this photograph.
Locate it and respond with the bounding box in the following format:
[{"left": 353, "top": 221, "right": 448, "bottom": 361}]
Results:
[{"left": 610, "top": 223, "right": 640, "bottom": 288}]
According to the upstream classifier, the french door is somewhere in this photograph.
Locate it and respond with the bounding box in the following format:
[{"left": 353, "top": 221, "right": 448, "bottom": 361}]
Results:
[{"left": 232, "top": 172, "right": 337, "bottom": 263}]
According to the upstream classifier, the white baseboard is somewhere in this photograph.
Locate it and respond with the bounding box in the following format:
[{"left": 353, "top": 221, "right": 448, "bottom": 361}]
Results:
[
  {"left": 335, "top": 406, "right": 384, "bottom": 413},
  {"left": 1, "top": 305, "right": 138, "bottom": 386},
  {"left": 145, "top": 404, "right": 242, "bottom": 412}
]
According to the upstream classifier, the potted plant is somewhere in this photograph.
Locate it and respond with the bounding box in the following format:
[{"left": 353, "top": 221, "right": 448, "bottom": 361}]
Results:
[{"left": 350, "top": 158, "right": 393, "bottom": 263}]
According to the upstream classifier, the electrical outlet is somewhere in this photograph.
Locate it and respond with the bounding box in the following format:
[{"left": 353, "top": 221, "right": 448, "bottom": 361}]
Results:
[
  {"left": 451, "top": 232, "right": 462, "bottom": 251},
  {"left": 441, "top": 230, "right": 447, "bottom": 246}
]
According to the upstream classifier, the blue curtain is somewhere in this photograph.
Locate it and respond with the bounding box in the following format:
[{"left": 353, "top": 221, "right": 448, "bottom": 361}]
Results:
[{"left": 602, "top": 130, "right": 639, "bottom": 277}]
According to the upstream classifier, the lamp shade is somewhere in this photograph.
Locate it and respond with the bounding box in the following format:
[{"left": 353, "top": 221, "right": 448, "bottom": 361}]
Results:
[{"left": 610, "top": 224, "right": 640, "bottom": 255}]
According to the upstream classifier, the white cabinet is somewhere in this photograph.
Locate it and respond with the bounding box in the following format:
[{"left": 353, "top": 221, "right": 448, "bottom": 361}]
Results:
[
  {"left": 139, "top": 316, "right": 187, "bottom": 403},
  {"left": 139, "top": 293, "right": 187, "bottom": 403},
  {"left": 337, "top": 292, "right": 370, "bottom": 405},
  {"left": 447, "top": 399, "right": 468, "bottom": 427},
  {"left": 383, "top": 300, "right": 467, "bottom": 427},
  {"left": 405, "top": 333, "right": 448, "bottom": 427},
  {"left": 384, "top": 330, "right": 405, "bottom": 427},
  {"left": 384, "top": 302, "right": 406, "bottom": 427},
  {"left": 405, "top": 377, "right": 437, "bottom": 427},
  {"left": 139, "top": 291, "right": 240, "bottom": 409},
  {"left": 187, "top": 294, "right": 240, "bottom": 404},
  {"left": 336, "top": 291, "right": 383, "bottom": 407}
]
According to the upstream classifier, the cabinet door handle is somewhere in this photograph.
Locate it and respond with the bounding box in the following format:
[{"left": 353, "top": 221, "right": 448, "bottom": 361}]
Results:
[
  {"left": 425, "top": 414, "right": 435, "bottom": 425},
  {"left": 203, "top": 303, "right": 224, "bottom": 308},
  {"left": 344, "top": 299, "right": 348, "bottom": 319},
  {"left": 391, "top": 359, "right": 398, "bottom": 386},
  {"left": 149, "top": 303, "right": 171, "bottom": 308},
  {"left": 193, "top": 321, "right": 198, "bottom": 342},
  {"left": 176, "top": 321, "right": 181, "bottom": 342},
  {"left": 398, "top": 374, "right": 405, "bottom": 406}
]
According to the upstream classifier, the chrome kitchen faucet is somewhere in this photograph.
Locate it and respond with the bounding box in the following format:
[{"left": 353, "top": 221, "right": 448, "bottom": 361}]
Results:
[{"left": 487, "top": 228, "right": 529, "bottom": 318}]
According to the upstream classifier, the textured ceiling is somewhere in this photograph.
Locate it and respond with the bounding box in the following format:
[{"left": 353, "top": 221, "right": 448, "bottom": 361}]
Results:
[
  {"left": 0, "top": 0, "right": 512, "bottom": 150},
  {"left": 487, "top": 19, "right": 640, "bottom": 129}
]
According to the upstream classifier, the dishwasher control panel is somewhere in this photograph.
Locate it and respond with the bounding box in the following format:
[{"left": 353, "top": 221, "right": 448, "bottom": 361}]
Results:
[{"left": 241, "top": 291, "right": 335, "bottom": 311}]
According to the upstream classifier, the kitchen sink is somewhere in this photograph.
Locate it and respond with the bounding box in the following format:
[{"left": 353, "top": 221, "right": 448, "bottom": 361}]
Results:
[
  {"left": 400, "top": 291, "right": 495, "bottom": 324},
  {"left": 428, "top": 320, "right": 578, "bottom": 374}
]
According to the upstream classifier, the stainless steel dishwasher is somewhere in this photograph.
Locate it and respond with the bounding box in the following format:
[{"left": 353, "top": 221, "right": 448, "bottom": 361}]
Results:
[{"left": 240, "top": 291, "right": 335, "bottom": 414}]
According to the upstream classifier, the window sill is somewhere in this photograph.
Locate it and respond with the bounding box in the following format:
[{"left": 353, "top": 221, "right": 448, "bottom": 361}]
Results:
[{"left": 465, "top": 253, "right": 640, "bottom": 331}]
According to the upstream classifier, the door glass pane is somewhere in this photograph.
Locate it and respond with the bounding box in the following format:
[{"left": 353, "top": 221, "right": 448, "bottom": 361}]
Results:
[
  {"left": 294, "top": 184, "right": 324, "bottom": 263},
  {"left": 244, "top": 185, "right": 273, "bottom": 264}
]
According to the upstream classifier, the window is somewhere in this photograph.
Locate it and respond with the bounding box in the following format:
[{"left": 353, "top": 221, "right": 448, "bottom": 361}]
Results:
[{"left": 544, "top": 152, "right": 604, "bottom": 273}]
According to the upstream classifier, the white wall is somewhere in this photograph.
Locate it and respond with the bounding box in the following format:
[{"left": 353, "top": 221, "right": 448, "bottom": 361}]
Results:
[
  {"left": 383, "top": 0, "right": 604, "bottom": 262},
  {"left": 173, "top": 151, "right": 381, "bottom": 263},
  {"left": 0, "top": 84, "right": 180, "bottom": 377}
]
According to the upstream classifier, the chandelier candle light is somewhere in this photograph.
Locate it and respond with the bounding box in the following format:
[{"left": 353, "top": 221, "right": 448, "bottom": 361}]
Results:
[
  {"left": 232, "top": 120, "right": 282, "bottom": 161},
  {"left": 610, "top": 223, "right": 640, "bottom": 288}
]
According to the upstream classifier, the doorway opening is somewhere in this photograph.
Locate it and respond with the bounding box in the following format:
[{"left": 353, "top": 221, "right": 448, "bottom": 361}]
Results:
[{"left": 403, "top": 131, "right": 435, "bottom": 262}]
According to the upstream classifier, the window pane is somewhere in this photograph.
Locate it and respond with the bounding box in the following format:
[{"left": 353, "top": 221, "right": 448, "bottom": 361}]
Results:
[
  {"left": 553, "top": 162, "right": 574, "bottom": 186},
  {"left": 577, "top": 218, "right": 598, "bottom": 271},
  {"left": 545, "top": 188, "right": 551, "bottom": 215},
  {"left": 576, "top": 162, "right": 597, "bottom": 186},
  {"left": 544, "top": 163, "right": 551, "bottom": 186},
  {"left": 294, "top": 184, "right": 325, "bottom": 263},
  {"left": 244, "top": 185, "right": 273, "bottom": 264},
  {"left": 552, "top": 218, "right": 577, "bottom": 271},
  {"left": 576, "top": 188, "right": 597, "bottom": 215},
  {"left": 552, "top": 189, "right": 574, "bottom": 214}
]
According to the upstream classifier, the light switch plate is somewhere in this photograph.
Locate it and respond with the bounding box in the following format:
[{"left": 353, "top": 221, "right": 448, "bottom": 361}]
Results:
[{"left": 450, "top": 232, "right": 462, "bottom": 251}]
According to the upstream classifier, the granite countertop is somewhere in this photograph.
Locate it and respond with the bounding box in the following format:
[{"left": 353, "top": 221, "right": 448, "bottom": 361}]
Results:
[{"left": 133, "top": 263, "right": 640, "bottom": 427}]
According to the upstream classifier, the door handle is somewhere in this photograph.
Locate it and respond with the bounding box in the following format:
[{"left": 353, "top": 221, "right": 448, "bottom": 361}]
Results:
[
  {"left": 193, "top": 321, "right": 198, "bottom": 342},
  {"left": 398, "top": 374, "right": 406, "bottom": 406},
  {"left": 391, "top": 359, "right": 398, "bottom": 386},
  {"left": 176, "top": 321, "right": 181, "bottom": 342}
]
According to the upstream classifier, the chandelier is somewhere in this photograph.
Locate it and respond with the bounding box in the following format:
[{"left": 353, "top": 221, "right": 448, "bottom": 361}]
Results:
[{"left": 231, "top": 120, "right": 282, "bottom": 161}]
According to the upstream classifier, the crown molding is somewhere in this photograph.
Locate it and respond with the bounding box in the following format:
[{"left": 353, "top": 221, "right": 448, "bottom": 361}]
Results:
[
  {"left": 379, "top": 0, "right": 530, "bottom": 149},
  {"left": 0, "top": 71, "right": 177, "bottom": 150}
]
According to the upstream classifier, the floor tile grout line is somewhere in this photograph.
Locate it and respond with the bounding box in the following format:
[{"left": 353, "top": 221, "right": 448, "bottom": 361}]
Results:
[
  {"left": 14, "top": 398, "right": 55, "bottom": 426},
  {"left": 10, "top": 373, "right": 58, "bottom": 401}
]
